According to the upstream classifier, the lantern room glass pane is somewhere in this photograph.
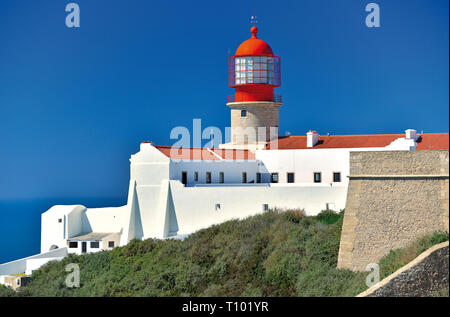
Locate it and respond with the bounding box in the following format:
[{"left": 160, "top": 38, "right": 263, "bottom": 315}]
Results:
[{"left": 231, "top": 55, "right": 280, "bottom": 86}]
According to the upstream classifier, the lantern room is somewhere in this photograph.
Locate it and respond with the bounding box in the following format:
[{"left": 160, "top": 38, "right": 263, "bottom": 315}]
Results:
[{"left": 228, "top": 26, "right": 281, "bottom": 103}]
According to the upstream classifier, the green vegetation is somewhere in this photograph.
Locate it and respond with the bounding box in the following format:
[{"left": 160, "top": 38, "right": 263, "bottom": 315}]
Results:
[
  {"left": 378, "top": 231, "right": 449, "bottom": 280},
  {"left": 2, "top": 209, "right": 448, "bottom": 297}
]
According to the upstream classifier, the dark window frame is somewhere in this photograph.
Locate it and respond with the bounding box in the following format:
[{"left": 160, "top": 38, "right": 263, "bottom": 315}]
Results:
[
  {"left": 287, "top": 172, "right": 295, "bottom": 183},
  {"left": 90, "top": 241, "right": 100, "bottom": 249},
  {"left": 206, "top": 172, "right": 212, "bottom": 184},
  {"left": 108, "top": 241, "right": 115, "bottom": 248},
  {"left": 270, "top": 173, "right": 279, "bottom": 183},
  {"left": 181, "top": 171, "right": 187, "bottom": 185},
  {"left": 333, "top": 172, "right": 341, "bottom": 183},
  {"left": 68, "top": 241, "right": 78, "bottom": 248},
  {"left": 256, "top": 172, "right": 262, "bottom": 183},
  {"left": 242, "top": 172, "right": 247, "bottom": 183},
  {"left": 314, "top": 172, "right": 322, "bottom": 183},
  {"left": 219, "top": 172, "right": 224, "bottom": 183},
  {"left": 241, "top": 110, "right": 247, "bottom": 117}
]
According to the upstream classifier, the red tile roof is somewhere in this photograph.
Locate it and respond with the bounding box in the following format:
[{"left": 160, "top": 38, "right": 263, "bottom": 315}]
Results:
[
  {"left": 266, "top": 133, "right": 449, "bottom": 150},
  {"left": 154, "top": 145, "right": 255, "bottom": 160}
]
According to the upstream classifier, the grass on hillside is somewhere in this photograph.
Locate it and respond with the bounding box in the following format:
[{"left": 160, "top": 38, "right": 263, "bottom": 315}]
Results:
[{"left": 0, "top": 209, "right": 448, "bottom": 297}]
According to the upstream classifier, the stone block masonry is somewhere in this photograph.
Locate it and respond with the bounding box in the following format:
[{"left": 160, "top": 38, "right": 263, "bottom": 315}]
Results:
[{"left": 337, "top": 150, "right": 449, "bottom": 271}]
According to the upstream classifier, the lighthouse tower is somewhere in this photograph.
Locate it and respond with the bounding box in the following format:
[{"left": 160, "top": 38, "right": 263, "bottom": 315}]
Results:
[{"left": 221, "top": 25, "right": 282, "bottom": 150}]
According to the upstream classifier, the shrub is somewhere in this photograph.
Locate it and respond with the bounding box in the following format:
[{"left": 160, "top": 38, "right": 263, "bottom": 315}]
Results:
[{"left": 316, "top": 209, "right": 341, "bottom": 225}]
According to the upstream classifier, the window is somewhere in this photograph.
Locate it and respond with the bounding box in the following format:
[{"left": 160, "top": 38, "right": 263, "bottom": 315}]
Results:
[
  {"left": 333, "top": 172, "right": 341, "bottom": 182},
  {"left": 108, "top": 241, "right": 115, "bottom": 248},
  {"left": 241, "top": 110, "right": 247, "bottom": 117},
  {"left": 256, "top": 172, "right": 261, "bottom": 183},
  {"left": 263, "top": 204, "right": 269, "bottom": 211},
  {"left": 270, "top": 173, "right": 279, "bottom": 183},
  {"left": 69, "top": 242, "right": 78, "bottom": 248},
  {"left": 242, "top": 172, "right": 247, "bottom": 183},
  {"left": 194, "top": 172, "right": 198, "bottom": 182},
  {"left": 314, "top": 172, "right": 322, "bottom": 183},
  {"left": 206, "top": 172, "right": 211, "bottom": 184},
  {"left": 215, "top": 204, "right": 221, "bottom": 211},
  {"left": 287, "top": 173, "right": 295, "bottom": 183},
  {"left": 90, "top": 241, "right": 99, "bottom": 248},
  {"left": 326, "top": 203, "right": 336, "bottom": 211},
  {"left": 181, "top": 171, "right": 187, "bottom": 185},
  {"left": 219, "top": 172, "right": 224, "bottom": 184},
  {"left": 58, "top": 218, "right": 62, "bottom": 223}
]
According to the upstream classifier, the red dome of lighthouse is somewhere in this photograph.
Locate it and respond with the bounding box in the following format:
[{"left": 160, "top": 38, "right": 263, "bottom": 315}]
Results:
[
  {"left": 235, "top": 26, "right": 274, "bottom": 56},
  {"left": 228, "top": 25, "right": 281, "bottom": 102}
]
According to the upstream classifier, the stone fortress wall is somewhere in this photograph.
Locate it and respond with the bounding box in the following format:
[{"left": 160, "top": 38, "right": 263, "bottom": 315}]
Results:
[{"left": 338, "top": 150, "right": 449, "bottom": 271}]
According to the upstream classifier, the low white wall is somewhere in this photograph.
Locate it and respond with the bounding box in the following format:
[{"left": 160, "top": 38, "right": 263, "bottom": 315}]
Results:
[
  {"left": 168, "top": 180, "right": 347, "bottom": 236},
  {"left": 25, "top": 257, "right": 64, "bottom": 275},
  {"left": 0, "top": 247, "right": 67, "bottom": 276}
]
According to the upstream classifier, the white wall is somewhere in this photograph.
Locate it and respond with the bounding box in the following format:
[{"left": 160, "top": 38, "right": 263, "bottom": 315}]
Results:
[
  {"left": 170, "top": 160, "right": 260, "bottom": 185},
  {"left": 255, "top": 148, "right": 351, "bottom": 184},
  {"left": 67, "top": 240, "right": 104, "bottom": 255},
  {"left": 41, "top": 205, "right": 86, "bottom": 253},
  {"left": 0, "top": 248, "right": 67, "bottom": 276},
  {"left": 83, "top": 206, "right": 127, "bottom": 233},
  {"left": 25, "top": 257, "right": 64, "bottom": 275},
  {"left": 163, "top": 180, "right": 347, "bottom": 237}
]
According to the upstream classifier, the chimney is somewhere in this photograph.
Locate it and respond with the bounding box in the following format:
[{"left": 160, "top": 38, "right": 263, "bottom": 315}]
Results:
[
  {"left": 405, "top": 129, "right": 418, "bottom": 140},
  {"left": 307, "top": 130, "right": 319, "bottom": 147}
]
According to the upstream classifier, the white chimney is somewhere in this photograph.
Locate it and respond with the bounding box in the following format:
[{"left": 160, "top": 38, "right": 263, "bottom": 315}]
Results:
[
  {"left": 405, "top": 129, "right": 418, "bottom": 140},
  {"left": 307, "top": 130, "right": 319, "bottom": 147}
]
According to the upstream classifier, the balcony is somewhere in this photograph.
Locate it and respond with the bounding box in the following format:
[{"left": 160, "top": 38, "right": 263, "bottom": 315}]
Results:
[{"left": 227, "top": 95, "right": 282, "bottom": 103}]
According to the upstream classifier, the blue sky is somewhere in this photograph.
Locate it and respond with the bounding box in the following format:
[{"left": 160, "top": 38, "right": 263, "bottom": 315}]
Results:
[{"left": 0, "top": 0, "right": 448, "bottom": 201}]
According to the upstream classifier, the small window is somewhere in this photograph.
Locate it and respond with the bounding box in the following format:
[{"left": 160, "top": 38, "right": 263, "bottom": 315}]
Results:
[
  {"left": 241, "top": 110, "right": 247, "bottom": 117},
  {"left": 314, "top": 172, "right": 322, "bottom": 183},
  {"left": 215, "top": 203, "right": 221, "bottom": 211},
  {"left": 181, "top": 171, "right": 187, "bottom": 185},
  {"left": 69, "top": 242, "right": 78, "bottom": 248},
  {"left": 287, "top": 173, "right": 295, "bottom": 183},
  {"left": 326, "top": 203, "right": 336, "bottom": 211},
  {"left": 256, "top": 173, "right": 261, "bottom": 184},
  {"left": 219, "top": 172, "right": 224, "bottom": 184},
  {"left": 16, "top": 279, "right": 20, "bottom": 286},
  {"left": 206, "top": 172, "right": 211, "bottom": 184},
  {"left": 90, "top": 241, "right": 99, "bottom": 249},
  {"left": 58, "top": 218, "right": 62, "bottom": 223},
  {"left": 270, "top": 173, "right": 279, "bottom": 183},
  {"left": 263, "top": 204, "right": 269, "bottom": 211},
  {"left": 108, "top": 241, "right": 115, "bottom": 248},
  {"left": 242, "top": 172, "right": 247, "bottom": 183},
  {"left": 333, "top": 172, "right": 341, "bottom": 182},
  {"left": 194, "top": 172, "right": 198, "bottom": 182}
]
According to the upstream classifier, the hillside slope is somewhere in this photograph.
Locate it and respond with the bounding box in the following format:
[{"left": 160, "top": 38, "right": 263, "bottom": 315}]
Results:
[{"left": 1, "top": 210, "right": 448, "bottom": 297}]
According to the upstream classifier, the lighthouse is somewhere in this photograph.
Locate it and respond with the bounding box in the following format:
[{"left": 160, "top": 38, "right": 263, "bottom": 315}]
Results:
[{"left": 221, "top": 25, "right": 282, "bottom": 150}]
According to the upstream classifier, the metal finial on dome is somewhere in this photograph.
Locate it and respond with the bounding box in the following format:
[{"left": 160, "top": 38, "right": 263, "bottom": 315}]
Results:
[
  {"left": 250, "top": 26, "right": 258, "bottom": 38},
  {"left": 250, "top": 16, "right": 258, "bottom": 38}
]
